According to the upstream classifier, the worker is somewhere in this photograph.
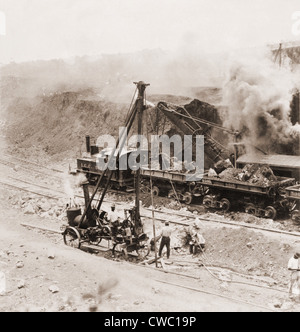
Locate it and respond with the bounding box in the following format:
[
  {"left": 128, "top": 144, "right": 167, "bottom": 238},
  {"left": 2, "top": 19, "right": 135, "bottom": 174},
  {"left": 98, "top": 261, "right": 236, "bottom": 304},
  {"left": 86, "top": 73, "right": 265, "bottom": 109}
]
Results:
[
  {"left": 288, "top": 253, "right": 300, "bottom": 299},
  {"left": 189, "top": 222, "right": 206, "bottom": 255},
  {"left": 158, "top": 221, "right": 172, "bottom": 259},
  {"left": 123, "top": 219, "right": 133, "bottom": 245},
  {"left": 107, "top": 204, "right": 120, "bottom": 225}
]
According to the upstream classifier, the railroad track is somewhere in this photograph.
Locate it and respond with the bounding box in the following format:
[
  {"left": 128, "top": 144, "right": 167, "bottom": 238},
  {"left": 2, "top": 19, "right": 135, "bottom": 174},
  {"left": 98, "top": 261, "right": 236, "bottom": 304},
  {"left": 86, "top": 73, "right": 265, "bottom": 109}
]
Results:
[
  {"left": 19, "top": 220, "right": 284, "bottom": 312},
  {"left": 2, "top": 153, "right": 298, "bottom": 235},
  {"left": 0, "top": 178, "right": 64, "bottom": 200},
  {"left": 18, "top": 219, "right": 287, "bottom": 312},
  {"left": 4, "top": 175, "right": 288, "bottom": 311},
  {"left": 0, "top": 156, "right": 292, "bottom": 311},
  {"left": 142, "top": 208, "right": 300, "bottom": 238},
  {"left": 2, "top": 174, "right": 300, "bottom": 240},
  {"left": 0, "top": 156, "right": 64, "bottom": 180},
  {"left": 3, "top": 153, "right": 64, "bottom": 174}
]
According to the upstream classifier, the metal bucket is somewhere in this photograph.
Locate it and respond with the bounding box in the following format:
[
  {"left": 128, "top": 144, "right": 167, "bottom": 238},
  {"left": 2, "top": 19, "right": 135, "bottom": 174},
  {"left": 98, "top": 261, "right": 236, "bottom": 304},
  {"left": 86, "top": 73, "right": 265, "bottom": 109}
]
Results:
[{"left": 66, "top": 208, "right": 82, "bottom": 226}]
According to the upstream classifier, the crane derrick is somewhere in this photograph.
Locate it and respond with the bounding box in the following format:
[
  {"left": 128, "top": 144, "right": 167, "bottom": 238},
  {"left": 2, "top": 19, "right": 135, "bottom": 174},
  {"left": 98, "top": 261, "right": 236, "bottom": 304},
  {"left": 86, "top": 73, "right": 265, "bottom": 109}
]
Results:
[{"left": 156, "top": 101, "right": 235, "bottom": 168}]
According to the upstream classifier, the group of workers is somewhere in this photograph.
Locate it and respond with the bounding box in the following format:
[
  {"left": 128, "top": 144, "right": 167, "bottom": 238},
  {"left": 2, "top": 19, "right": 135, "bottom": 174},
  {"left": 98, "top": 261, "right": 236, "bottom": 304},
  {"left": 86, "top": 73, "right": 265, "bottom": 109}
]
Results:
[
  {"left": 105, "top": 204, "right": 206, "bottom": 260},
  {"left": 105, "top": 204, "right": 133, "bottom": 244},
  {"left": 106, "top": 204, "right": 300, "bottom": 301},
  {"left": 157, "top": 221, "right": 206, "bottom": 259}
]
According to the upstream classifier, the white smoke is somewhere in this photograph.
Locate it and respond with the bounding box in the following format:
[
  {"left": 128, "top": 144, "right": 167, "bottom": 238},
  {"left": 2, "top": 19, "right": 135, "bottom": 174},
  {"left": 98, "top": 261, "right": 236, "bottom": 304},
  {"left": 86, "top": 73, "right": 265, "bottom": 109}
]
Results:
[
  {"left": 63, "top": 172, "right": 87, "bottom": 204},
  {"left": 220, "top": 49, "right": 300, "bottom": 154}
]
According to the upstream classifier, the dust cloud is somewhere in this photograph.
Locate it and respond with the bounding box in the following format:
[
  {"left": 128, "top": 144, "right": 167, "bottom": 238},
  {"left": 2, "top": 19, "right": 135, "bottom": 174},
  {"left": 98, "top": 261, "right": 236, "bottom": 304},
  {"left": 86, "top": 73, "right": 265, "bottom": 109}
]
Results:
[
  {"left": 1, "top": 45, "right": 300, "bottom": 157},
  {"left": 220, "top": 48, "right": 300, "bottom": 154},
  {"left": 0, "top": 47, "right": 224, "bottom": 102}
]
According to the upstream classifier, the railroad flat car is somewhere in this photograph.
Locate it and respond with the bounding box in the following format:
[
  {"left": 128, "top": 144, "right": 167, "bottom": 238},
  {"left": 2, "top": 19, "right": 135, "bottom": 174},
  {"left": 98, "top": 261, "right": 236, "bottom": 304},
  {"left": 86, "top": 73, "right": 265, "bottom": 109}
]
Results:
[{"left": 237, "top": 154, "right": 300, "bottom": 182}]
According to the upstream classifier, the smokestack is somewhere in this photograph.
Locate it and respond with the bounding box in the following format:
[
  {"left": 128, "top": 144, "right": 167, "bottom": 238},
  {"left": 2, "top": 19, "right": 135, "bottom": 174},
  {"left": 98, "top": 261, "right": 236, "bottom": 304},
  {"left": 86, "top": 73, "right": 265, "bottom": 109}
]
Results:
[{"left": 86, "top": 135, "right": 91, "bottom": 153}]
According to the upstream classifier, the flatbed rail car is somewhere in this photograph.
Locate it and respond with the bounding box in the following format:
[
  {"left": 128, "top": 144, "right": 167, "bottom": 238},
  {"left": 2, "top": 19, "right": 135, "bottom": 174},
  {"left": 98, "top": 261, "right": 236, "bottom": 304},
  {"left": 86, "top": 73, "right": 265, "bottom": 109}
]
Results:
[
  {"left": 76, "top": 157, "right": 295, "bottom": 219},
  {"left": 285, "top": 184, "right": 300, "bottom": 222},
  {"left": 140, "top": 168, "right": 296, "bottom": 219},
  {"left": 140, "top": 169, "right": 205, "bottom": 204},
  {"left": 200, "top": 175, "right": 295, "bottom": 219}
]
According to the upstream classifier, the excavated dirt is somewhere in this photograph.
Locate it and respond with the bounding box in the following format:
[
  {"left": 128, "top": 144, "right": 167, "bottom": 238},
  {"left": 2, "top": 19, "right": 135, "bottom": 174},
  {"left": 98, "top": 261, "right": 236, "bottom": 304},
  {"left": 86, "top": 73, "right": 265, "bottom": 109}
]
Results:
[{"left": 4, "top": 91, "right": 129, "bottom": 161}]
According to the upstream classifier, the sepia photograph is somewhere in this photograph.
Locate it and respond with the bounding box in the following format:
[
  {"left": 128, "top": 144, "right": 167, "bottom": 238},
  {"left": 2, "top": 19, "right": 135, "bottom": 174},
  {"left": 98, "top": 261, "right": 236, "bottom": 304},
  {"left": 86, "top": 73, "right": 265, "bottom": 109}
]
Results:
[{"left": 0, "top": 0, "right": 300, "bottom": 315}]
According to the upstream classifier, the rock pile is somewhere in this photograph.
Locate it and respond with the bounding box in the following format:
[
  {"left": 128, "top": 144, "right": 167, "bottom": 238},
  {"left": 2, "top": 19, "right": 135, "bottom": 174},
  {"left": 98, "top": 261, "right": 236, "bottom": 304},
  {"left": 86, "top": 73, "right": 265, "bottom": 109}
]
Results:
[
  {"left": 214, "top": 163, "right": 278, "bottom": 186},
  {"left": 9, "top": 193, "right": 69, "bottom": 221}
]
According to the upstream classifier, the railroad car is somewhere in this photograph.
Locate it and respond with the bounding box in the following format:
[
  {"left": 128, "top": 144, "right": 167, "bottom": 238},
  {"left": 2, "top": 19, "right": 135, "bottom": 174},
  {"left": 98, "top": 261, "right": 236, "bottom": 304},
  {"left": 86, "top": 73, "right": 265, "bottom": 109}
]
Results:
[
  {"left": 237, "top": 154, "right": 300, "bottom": 182},
  {"left": 75, "top": 138, "right": 296, "bottom": 219}
]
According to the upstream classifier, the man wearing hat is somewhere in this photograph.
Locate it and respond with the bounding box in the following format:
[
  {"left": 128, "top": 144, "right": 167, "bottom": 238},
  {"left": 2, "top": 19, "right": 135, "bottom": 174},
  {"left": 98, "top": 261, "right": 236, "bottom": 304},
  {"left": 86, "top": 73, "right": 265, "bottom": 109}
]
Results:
[
  {"left": 159, "top": 221, "right": 172, "bottom": 259},
  {"left": 189, "top": 222, "right": 206, "bottom": 255},
  {"left": 107, "top": 203, "right": 120, "bottom": 226},
  {"left": 288, "top": 252, "right": 300, "bottom": 299}
]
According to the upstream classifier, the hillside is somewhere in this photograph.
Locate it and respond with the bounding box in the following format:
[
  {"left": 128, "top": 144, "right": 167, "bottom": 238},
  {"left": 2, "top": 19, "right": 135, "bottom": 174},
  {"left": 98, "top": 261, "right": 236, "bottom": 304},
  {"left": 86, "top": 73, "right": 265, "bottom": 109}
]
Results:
[{"left": 4, "top": 90, "right": 225, "bottom": 163}]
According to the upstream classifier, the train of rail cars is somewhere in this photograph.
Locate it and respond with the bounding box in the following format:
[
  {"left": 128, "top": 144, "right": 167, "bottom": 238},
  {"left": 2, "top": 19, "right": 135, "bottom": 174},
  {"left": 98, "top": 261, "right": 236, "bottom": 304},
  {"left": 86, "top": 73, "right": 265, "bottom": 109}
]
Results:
[
  {"left": 75, "top": 136, "right": 298, "bottom": 220},
  {"left": 74, "top": 94, "right": 300, "bottom": 221}
]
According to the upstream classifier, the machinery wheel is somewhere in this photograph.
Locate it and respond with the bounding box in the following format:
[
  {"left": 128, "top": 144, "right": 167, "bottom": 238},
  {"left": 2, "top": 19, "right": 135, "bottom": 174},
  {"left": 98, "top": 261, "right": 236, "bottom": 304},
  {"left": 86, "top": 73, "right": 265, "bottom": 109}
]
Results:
[
  {"left": 265, "top": 206, "right": 277, "bottom": 220},
  {"left": 203, "top": 195, "right": 213, "bottom": 208},
  {"left": 183, "top": 192, "right": 193, "bottom": 205},
  {"left": 220, "top": 198, "right": 231, "bottom": 212},
  {"left": 245, "top": 203, "right": 256, "bottom": 215},
  {"left": 152, "top": 186, "right": 160, "bottom": 197},
  {"left": 63, "top": 227, "right": 81, "bottom": 249},
  {"left": 291, "top": 210, "right": 300, "bottom": 223}
]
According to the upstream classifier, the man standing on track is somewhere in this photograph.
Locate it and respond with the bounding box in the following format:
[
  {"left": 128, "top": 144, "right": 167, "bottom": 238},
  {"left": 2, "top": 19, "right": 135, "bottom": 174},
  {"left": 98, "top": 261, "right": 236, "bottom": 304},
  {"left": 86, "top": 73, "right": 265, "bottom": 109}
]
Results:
[
  {"left": 288, "top": 253, "right": 300, "bottom": 299},
  {"left": 159, "top": 221, "right": 172, "bottom": 259}
]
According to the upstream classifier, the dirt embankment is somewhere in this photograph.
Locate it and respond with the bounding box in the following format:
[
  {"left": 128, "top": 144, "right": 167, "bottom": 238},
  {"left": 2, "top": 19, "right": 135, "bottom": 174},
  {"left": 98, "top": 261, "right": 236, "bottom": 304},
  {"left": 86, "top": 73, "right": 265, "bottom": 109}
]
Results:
[
  {"left": 4, "top": 91, "right": 128, "bottom": 161},
  {"left": 2, "top": 83, "right": 226, "bottom": 165}
]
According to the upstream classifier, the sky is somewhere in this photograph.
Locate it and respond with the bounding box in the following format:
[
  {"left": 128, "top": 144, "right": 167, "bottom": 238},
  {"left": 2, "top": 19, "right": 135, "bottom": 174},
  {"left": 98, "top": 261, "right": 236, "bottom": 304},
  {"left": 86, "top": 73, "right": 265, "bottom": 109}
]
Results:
[{"left": 0, "top": 0, "right": 300, "bottom": 64}]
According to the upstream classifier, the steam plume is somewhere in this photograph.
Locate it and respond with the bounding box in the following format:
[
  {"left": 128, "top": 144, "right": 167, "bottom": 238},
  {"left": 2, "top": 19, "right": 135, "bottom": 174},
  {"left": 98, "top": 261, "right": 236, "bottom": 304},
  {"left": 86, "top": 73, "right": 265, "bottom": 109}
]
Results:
[{"left": 220, "top": 51, "right": 300, "bottom": 154}]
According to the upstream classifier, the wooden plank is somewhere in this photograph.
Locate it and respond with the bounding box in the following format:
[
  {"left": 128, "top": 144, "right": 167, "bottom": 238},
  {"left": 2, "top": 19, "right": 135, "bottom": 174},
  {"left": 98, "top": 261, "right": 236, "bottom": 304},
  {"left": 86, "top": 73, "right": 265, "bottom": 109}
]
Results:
[{"left": 142, "top": 256, "right": 161, "bottom": 265}]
